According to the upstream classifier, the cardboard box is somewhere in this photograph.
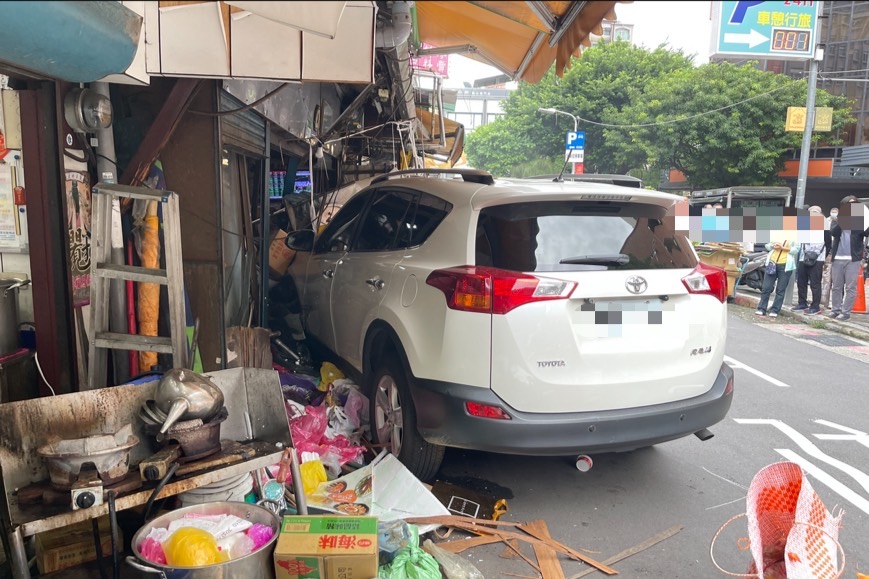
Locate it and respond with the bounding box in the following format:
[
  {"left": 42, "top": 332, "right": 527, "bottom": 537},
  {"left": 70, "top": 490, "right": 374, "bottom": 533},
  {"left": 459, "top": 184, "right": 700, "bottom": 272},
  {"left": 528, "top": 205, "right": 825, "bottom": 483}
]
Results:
[
  {"left": 274, "top": 516, "right": 378, "bottom": 579},
  {"left": 35, "top": 515, "right": 118, "bottom": 574},
  {"left": 269, "top": 229, "right": 297, "bottom": 279}
]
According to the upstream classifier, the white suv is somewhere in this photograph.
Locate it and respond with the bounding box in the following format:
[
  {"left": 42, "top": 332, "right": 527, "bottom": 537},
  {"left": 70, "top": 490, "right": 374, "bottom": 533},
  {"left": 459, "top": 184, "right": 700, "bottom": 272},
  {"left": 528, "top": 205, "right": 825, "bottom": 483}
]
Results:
[{"left": 285, "top": 169, "right": 734, "bottom": 480}]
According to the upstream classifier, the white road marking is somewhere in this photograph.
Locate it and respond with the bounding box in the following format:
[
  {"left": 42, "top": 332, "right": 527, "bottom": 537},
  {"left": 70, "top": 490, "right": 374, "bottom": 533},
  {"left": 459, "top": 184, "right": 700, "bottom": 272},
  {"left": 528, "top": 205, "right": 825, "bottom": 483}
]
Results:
[
  {"left": 723, "top": 356, "right": 790, "bottom": 387},
  {"left": 735, "top": 418, "right": 869, "bottom": 495},
  {"left": 813, "top": 419, "right": 869, "bottom": 448},
  {"left": 776, "top": 449, "right": 869, "bottom": 516},
  {"left": 705, "top": 496, "right": 746, "bottom": 511}
]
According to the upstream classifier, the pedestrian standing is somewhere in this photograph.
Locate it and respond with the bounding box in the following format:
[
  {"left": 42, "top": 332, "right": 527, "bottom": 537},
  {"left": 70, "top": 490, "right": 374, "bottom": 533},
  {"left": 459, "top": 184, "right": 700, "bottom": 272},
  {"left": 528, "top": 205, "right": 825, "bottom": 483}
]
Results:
[
  {"left": 828, "top": 195, "right": 869, "bottom": 320},
  {"left": 755, "top": 238, "right": 799, "bottom": 318},
  {"left": 821, "top": 207, "right": 837, "bottom": 308},
  {"left": 792, "top": 206, "right": 829, "bottom": 315}
]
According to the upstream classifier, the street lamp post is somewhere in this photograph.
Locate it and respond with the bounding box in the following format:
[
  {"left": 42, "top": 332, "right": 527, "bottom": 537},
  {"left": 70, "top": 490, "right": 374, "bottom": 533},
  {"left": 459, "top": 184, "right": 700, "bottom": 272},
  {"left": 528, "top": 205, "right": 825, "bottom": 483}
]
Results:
[
  {"left": 539, "top": 107, "right": 579, "bottom": 176},
  {"left": 538, "top": 107, "right": 578, "bottom": 133}
]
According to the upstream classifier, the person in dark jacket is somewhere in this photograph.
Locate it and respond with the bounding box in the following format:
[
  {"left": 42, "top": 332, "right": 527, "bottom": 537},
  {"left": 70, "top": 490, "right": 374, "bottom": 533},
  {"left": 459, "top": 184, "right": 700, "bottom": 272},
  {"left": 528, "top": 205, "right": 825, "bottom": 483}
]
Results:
[
  {"left": 828, "top": 195, "right": 869, "bottom": 320},
  {"left": 793, "top": 206, "right": 831, "bottom": 315}
]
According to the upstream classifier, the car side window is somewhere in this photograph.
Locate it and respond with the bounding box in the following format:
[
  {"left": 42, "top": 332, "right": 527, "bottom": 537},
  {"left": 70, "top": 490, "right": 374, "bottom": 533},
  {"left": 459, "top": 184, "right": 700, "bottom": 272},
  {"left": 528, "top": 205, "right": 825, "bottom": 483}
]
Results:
[
  {"left": 352, "top": 189, "right": 415, "bottom": 252},
  {"left": 397, "top": 193, "right": 452, "bottom": 249},
  {"left": 313, "top": 192, "right": 370, "bottom": 254}
]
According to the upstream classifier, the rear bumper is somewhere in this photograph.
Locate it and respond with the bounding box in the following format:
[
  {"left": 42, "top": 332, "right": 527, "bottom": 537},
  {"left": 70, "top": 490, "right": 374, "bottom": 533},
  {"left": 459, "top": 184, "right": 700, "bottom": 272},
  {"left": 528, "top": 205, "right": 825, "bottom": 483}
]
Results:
[{"left": 410, "top": 363, "right": 734, "bottom": 456}]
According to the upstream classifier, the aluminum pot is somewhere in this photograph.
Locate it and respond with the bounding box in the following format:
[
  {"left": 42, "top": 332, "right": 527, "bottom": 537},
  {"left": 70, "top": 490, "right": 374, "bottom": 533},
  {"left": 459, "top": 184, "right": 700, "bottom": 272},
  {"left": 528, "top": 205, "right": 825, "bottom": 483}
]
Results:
[{"left": 127, "top": 501, "right": 279, "bottom": 579}]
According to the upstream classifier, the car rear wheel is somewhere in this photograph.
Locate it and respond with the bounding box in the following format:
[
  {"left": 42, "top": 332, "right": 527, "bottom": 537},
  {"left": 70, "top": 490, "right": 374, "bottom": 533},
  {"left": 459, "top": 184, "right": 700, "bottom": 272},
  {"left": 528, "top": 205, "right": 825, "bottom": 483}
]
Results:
[{"left": 370, "top": 355, "right": 444, "bottom": 481}]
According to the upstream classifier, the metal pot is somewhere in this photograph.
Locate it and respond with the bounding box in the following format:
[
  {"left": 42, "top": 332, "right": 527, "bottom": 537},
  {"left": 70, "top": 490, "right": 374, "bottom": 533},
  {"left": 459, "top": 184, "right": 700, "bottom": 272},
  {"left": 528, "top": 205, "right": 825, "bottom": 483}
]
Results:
[
  {"left": 127, "top": 502, "right": 279, "bottom": 578},
  {"left": 0, "top": 274, "right": 30, "bottom": 357}
]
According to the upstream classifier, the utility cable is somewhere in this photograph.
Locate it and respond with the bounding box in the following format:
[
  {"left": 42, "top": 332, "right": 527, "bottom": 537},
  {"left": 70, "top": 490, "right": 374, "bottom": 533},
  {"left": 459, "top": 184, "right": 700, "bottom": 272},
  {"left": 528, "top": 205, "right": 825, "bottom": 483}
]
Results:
[
  {"left": 190, "top": 83, "right": 292, "bottom": 117},
  {"left": 574, "top": 82, "right": 798, "bottom": 129}
]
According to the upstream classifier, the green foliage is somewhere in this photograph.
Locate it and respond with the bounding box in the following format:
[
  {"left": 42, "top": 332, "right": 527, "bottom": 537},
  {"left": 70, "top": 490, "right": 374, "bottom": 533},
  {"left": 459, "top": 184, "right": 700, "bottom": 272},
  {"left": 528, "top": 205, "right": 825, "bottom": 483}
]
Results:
[
  {"left": 464, "top": 41, "right": 854, "bottom": 188},
  {"left": 610, "top": 61, "right": 853, "bottom": 189}
]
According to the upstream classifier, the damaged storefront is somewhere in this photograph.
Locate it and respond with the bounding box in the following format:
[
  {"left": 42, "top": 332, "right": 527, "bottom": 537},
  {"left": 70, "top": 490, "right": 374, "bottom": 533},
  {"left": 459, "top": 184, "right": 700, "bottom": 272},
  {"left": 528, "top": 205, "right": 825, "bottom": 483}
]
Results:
[{"left": 0, "top": 2, "right": 625, "bottom": 578}]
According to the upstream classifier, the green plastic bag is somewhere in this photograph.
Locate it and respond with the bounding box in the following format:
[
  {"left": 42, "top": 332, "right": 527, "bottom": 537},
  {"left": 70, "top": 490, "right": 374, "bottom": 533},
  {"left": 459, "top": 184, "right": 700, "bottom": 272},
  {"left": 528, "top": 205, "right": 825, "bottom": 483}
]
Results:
[{"left": 378, "top": 525, "right": 441, "bottom": 579}]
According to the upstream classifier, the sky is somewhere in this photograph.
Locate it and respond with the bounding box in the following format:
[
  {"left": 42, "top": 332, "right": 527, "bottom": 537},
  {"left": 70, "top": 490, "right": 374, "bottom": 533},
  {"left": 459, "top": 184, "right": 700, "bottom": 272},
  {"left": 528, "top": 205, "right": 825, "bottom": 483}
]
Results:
[{"left": 443, "top": 1, "right": 714, "bottom": 88}]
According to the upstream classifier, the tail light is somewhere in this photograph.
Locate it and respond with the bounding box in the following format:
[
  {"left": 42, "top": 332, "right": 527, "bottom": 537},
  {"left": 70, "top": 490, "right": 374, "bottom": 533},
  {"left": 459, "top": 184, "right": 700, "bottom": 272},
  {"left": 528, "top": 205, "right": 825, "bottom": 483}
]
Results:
[
  {"left": 682, "top": 262, "right": 728, "bottom": 303},
  {"left": 426, "top": 266, "right": 575, "bottom": 314},
  {"left": 465, "top": 402, "right": 512, "bottom": 420}
]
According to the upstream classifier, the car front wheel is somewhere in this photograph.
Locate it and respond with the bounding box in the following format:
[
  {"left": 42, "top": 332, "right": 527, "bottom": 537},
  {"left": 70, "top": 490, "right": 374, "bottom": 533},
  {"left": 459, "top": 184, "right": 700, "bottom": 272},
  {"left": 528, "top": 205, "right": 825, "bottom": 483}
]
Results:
[{"left": 370, "top": 355, "right": 444, "bottom": 481}]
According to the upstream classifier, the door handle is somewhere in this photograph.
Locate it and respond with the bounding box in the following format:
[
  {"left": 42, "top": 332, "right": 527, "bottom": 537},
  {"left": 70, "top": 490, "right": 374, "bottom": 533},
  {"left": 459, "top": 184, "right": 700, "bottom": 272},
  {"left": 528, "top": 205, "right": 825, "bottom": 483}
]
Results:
[
  {"left": 322, "top": 269, "right": 334, "bottom": 279},
  {"left": 366, "top": 278, "right": 385, "bottom": 290}
]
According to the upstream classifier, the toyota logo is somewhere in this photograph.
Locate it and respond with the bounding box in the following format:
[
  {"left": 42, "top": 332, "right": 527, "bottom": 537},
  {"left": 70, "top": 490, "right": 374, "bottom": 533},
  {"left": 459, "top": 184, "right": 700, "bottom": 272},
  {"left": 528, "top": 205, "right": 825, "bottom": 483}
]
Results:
[{"left": 625, "top": 275, "right": 648, "bottom": 294}]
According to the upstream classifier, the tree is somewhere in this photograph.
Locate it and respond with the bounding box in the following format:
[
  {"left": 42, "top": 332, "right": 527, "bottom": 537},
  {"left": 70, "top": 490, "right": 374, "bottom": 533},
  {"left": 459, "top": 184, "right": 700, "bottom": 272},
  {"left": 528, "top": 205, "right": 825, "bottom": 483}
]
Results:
[
  {"left": 608, "top": 61, "right": 853, "bottom": 189},
  {"left": 466, "top": 41, "right": 695, "bottom": 177},
  {"left": 464, "top": 42, "right": 854, "bottom": 189}
]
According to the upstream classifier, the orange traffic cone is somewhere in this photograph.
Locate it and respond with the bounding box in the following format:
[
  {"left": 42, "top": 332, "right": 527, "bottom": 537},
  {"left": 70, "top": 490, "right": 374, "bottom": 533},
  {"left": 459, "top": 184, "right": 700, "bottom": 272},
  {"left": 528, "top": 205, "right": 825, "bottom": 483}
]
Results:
[{"left": 854, "top": 266, "right": 867, "bottom": 314}]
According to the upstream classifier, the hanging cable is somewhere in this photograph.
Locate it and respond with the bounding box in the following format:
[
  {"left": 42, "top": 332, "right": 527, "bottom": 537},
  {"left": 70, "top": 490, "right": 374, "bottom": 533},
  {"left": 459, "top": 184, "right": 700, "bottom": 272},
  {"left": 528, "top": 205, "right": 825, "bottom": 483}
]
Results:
[
  {"left": 34, "top": 351, "right": 57, "bottom": 396},
  {"left": 190, "top": 83, "right": 292, "bottom": 117},
  {"left": 575, "top": 82, "right": 799, "bottom": 129}
]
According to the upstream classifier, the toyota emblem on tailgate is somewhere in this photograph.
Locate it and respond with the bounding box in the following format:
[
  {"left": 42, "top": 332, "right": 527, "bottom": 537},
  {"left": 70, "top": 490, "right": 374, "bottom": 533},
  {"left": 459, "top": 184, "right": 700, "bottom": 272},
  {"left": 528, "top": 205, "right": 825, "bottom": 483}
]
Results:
[{"left": 625, "top": 275, "right": 648, "bottom": 294}]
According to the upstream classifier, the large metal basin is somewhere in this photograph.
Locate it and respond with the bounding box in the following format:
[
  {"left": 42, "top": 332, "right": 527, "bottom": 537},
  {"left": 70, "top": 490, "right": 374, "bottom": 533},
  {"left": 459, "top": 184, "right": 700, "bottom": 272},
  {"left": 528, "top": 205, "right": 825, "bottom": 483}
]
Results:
[{"left": 127, "top": 501, "right": 279, "bottom": 578}]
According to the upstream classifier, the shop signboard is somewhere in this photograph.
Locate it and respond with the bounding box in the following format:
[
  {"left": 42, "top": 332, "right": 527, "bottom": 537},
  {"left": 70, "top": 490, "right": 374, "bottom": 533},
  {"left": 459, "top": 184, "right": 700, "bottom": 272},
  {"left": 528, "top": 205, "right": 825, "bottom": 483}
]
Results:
[{"left": 65, "top": 157, "right": 91, "bottom": 307}]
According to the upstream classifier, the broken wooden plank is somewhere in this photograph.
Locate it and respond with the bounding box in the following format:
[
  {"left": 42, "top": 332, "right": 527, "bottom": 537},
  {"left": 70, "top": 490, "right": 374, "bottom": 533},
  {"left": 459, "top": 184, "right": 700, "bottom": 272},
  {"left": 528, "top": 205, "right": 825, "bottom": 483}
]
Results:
[
  {"left": 525, "top": 520, "right": 565, "bottom": 579},
  {"left": 439, "top": 535, "right": 504, "bottom": 553},
  {"left": 407, "top": 516, "right": 618, "bottom": 575},
  {"left": 501, "top": 539, "right": 521, "bottom": 559},
  {"left": 505, "top": 539, "right": 542, "bottom": 573},
  {"left": 566, "top": 525, "right": 684, "bottom": 579}
]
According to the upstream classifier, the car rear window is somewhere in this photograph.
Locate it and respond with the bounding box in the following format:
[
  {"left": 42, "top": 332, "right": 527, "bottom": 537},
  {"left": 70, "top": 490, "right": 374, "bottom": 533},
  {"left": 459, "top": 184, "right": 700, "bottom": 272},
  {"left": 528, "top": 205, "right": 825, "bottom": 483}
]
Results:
[{"left": 476, "top": 201, "right": 697, "bottom": 272}]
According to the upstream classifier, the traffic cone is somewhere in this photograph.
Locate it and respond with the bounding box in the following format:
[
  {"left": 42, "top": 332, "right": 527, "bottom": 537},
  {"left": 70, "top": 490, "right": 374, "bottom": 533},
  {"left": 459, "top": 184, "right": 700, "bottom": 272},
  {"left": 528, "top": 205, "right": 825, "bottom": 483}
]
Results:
[{"left": 854, "top": 266, "right": 867, "bottom": 314}]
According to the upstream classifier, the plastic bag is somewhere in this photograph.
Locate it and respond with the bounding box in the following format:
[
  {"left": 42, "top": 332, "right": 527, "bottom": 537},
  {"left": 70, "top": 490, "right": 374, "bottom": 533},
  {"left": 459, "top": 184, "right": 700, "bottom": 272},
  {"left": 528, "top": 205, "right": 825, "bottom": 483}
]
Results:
[
  {"left": 423, "top": 539, "right": 484, "bottom": 579},
  {"left": 138, "top": 537, "right": 167, "bottom": 565},
  {"left": 378, "top": 525, "right": 440, "bottom": 579},
  {"left": 378, "top": 520, "right": 412, "bottom": 566},
  {"left": 163, "top": 528, "right": 221, "bottom": 567},
  {"left": 246, "top": 523, "right": 275, "bottom": 551},
  {"left": 300, "top": 458, "right": 329, "bottom": 496},
  {"left": 291, "top": 405, "right": 328, "bottom": 447},
  {"left": 319, "top": 362, "right": 345, "bottom": 392}
]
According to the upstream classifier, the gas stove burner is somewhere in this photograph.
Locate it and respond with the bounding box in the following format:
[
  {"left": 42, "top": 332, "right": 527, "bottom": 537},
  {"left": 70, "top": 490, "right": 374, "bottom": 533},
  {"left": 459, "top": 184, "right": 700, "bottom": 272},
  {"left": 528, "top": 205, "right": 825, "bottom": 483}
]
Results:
[
  {"left": 36, "top": 424, "right": 140, "bottom": 490},
  {"left": 145, "top": 407, "right": 228, "bottom": 461}
]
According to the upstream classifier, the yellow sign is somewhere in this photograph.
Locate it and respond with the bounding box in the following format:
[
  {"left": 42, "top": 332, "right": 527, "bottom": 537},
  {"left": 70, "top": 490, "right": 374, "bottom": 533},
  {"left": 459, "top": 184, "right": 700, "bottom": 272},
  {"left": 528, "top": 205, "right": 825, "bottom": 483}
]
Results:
[
  {"left": 785, "top": 106, "right": 834, "bottom": 132},
  {"left": 815, "top": 107, "right": 833, "bottom": 131}
]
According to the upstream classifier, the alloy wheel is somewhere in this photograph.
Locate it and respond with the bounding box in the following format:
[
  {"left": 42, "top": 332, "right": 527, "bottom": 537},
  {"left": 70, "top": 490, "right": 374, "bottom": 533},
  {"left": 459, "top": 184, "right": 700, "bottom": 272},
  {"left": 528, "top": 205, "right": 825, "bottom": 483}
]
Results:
[{"left": 374, "top": 374, "right": 403, "bottom": 456}]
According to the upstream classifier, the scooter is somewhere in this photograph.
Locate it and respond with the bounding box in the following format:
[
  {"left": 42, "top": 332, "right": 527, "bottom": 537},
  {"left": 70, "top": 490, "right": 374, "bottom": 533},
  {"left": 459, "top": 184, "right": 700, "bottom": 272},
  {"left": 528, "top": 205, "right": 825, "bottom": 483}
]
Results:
[{"left": 736, "top": 251, "right": 767, "bottom": 291}]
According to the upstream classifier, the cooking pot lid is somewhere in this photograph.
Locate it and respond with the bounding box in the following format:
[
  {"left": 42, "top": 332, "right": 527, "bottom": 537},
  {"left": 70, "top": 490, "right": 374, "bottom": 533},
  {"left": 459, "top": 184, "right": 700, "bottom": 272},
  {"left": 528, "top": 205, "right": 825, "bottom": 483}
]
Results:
[{"left": 0, "top": 273, "right": 28, "bottom": 288}]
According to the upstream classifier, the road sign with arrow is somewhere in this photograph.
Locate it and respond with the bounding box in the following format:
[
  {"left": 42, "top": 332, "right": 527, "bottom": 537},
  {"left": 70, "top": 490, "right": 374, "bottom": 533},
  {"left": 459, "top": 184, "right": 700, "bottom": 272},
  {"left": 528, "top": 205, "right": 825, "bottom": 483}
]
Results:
[{"left": 712, "top": 1, "right": 819, "bottom": 61}]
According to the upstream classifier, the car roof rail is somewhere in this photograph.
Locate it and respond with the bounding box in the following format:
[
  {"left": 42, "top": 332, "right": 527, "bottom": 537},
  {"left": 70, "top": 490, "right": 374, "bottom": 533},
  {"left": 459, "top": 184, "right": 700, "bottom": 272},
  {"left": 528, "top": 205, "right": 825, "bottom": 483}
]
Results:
[{"left": 371, "top": 168, "right": 495, "bottom": 186}]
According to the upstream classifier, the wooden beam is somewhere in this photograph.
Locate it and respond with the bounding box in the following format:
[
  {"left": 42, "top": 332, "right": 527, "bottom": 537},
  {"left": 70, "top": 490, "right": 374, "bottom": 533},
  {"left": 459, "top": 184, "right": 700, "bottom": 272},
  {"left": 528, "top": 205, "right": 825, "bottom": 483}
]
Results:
[{"left": 120, "top": 78, "right": 202, "bottom": 187}]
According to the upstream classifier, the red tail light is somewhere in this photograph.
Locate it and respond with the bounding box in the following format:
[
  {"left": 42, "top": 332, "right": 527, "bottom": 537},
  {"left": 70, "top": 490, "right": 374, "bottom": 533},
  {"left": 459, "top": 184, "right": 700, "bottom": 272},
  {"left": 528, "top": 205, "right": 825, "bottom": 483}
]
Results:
[
  {"left": 682, "top": 262, "right": 728, "bottom": 303},
  {"left": 426, "top": 266, "right": 575, "bottom": 314},
  {"left": 465, "top": 402, "right": 512, "bottom": 420}
]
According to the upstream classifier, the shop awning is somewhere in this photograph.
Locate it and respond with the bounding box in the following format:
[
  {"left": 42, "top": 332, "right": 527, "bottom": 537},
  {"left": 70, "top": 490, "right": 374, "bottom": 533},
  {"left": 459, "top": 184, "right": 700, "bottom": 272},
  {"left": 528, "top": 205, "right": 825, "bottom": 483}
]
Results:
[
  {"left": 0, "top": 1, "right": 142, "bottom": 83},
  {"left": 414, "top": 1, "right": 627, "bottom": 83}
]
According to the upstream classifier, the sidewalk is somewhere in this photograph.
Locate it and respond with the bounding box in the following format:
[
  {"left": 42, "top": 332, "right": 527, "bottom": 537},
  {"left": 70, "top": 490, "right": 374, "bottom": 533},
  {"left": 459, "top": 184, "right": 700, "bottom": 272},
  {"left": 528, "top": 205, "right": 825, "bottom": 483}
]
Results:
[{"left": 732, "top": 286, "right": 869, "bottom": 342}]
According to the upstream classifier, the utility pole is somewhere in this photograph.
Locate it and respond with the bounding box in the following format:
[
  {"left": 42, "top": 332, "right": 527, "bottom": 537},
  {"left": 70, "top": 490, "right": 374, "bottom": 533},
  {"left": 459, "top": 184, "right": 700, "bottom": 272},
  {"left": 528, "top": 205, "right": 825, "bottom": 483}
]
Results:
[{"left": 794, "top": 47, "right": 823, "bottom": 209}]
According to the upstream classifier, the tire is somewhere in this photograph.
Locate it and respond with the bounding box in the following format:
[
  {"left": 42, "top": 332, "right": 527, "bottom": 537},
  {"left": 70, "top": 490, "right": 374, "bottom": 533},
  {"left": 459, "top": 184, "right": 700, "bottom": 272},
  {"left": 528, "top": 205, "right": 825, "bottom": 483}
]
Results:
[{"left": 369, "top": 355, "right": 445, "bottom": 481}]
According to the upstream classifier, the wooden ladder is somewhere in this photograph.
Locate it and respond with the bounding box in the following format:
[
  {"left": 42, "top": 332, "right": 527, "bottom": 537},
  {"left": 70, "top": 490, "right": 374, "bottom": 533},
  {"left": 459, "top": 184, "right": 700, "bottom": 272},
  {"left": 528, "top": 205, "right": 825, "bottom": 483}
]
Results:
[{"left": 87, "top": 183, "right": 187, "bottom": 389}]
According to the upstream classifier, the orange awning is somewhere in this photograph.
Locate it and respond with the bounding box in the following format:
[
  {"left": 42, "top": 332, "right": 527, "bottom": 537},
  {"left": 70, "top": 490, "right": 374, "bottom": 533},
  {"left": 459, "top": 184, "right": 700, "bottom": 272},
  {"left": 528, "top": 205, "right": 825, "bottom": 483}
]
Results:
[{"left": 415, "top": 1, "right": 628, "bottom": 83}]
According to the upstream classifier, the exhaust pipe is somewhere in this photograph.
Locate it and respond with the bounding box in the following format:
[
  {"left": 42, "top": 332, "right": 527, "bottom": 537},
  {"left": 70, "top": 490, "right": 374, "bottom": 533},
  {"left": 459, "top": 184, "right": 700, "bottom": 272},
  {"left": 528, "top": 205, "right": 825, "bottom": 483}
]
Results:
[{"left": 694, "top": 428, "right": 715, "bottom": 441}]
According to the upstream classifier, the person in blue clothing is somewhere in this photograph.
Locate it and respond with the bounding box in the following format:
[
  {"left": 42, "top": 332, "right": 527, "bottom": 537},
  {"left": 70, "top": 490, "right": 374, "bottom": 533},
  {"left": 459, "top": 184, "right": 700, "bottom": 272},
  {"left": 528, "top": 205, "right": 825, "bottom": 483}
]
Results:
[{"left": 755, "top": 238, "right": 799, "bottom": 318}]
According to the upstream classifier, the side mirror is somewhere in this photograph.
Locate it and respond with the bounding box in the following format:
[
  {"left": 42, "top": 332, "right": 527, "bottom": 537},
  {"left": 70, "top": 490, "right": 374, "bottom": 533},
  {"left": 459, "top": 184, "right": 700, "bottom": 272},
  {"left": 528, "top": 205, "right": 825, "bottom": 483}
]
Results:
[{"left": 285, "top": 229, "right": 316, "bottom": 252}]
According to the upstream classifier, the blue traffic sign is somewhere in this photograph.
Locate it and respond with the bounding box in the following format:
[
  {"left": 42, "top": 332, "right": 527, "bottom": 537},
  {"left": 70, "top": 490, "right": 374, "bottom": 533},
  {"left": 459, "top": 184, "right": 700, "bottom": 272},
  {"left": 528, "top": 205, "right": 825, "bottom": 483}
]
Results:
[
  {"left": 565, "top": 132, "right": 585, "bottom": 150},
  {"left": 712, "top": 1, "right": 818, "bottom": 61}
]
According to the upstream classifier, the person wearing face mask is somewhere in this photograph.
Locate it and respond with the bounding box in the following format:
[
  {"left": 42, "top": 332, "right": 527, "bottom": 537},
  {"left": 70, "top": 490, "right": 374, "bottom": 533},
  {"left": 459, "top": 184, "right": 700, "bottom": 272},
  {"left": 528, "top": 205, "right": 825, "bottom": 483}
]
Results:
[
  {"left": 821, "top": 207, "right": 837, "bottom": 308},
  {"left": 793, "top": 206, "right": 830, "bottom": 315},
  {"left": 828, "top": 195, "right": 869, "bottom": 320}
]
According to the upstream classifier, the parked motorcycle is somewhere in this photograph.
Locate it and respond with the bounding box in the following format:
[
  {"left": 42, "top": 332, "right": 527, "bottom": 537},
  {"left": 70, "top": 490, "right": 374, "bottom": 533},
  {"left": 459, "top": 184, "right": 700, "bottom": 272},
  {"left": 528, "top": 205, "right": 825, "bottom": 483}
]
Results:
[{"left": 736, "top": 251, "right": 767, "bottom": 291}]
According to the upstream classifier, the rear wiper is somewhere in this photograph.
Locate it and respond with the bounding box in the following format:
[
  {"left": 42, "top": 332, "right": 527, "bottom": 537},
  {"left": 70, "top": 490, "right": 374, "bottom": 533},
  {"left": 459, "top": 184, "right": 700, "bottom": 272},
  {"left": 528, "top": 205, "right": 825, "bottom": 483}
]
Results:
[{"left": 560, "top": 254, "right": 630, "bottom": 265}]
